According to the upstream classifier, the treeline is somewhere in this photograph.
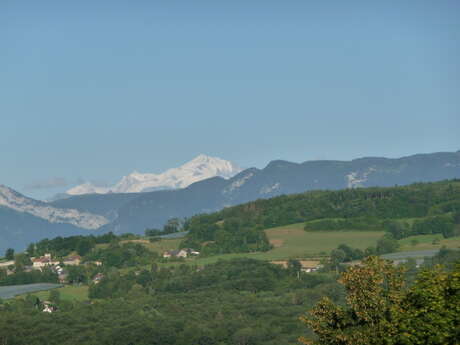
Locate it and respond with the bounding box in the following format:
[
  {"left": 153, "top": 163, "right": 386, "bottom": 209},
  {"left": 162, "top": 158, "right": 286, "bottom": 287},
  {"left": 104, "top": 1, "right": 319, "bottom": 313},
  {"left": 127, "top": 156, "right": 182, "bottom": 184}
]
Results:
[
  {"left": 0, "top": 267, "right": 58, "bottom": 286},
  {"left": 85, "top": 242, "right": 159, "bottom": 268},
  {"left": 385, "top": 214, "right": 458, "bottom": 239},
  {"left": 305, "top": 212, "right": 459, "bottom": 240},
  {"left": 88, "top": 258, "right": 338, "bottom": 299},
  {"left": 327, "top": 236, "right": 400, "bottom": 266},
  {"left": 27, "top": 232, "right": 124, "bottom": 258},
  {"left": 181, "top": 216, "right": 272, "bottom": 255}
]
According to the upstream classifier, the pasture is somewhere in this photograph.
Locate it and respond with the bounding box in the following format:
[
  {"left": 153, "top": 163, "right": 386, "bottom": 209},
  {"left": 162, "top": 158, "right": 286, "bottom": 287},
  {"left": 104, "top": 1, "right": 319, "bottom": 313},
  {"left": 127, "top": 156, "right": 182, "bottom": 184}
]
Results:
[
  {"left": 16, "top": 285, "right": 89, "bottom": 302},
  {"left": 398, "top": 234, "right": 460, "bottom": 251},
  {"left": 262, "top": 223, "right": 384, "bottom": 259}
]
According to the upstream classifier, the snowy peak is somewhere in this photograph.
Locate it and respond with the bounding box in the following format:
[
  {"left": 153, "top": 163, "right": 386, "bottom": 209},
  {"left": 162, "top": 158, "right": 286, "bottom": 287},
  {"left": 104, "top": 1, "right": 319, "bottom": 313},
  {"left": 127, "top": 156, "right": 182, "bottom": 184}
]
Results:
[
  {"left": 0, "top": 185, "right": 108, "bottom": 229},
  {"left": 65, "top": 182, "right": 108, "bottom": 195},
  {"left": 66, "top": 155, "right": 242, "bottom": 195}
]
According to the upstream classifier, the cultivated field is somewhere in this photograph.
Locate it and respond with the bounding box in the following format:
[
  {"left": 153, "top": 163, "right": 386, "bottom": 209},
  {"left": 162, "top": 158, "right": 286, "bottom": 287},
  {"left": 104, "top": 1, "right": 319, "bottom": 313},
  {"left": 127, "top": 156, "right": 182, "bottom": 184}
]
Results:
[{"left": 262, "top": 223, "right": 384, "bottom": 259}]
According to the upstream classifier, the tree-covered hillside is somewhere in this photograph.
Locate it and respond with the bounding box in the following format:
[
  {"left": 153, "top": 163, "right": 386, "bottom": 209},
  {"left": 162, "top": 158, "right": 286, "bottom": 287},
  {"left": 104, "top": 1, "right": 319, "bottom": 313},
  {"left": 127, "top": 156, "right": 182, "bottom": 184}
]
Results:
[{"left": 181, "top": 180, "right": 460, "bottom": 254}]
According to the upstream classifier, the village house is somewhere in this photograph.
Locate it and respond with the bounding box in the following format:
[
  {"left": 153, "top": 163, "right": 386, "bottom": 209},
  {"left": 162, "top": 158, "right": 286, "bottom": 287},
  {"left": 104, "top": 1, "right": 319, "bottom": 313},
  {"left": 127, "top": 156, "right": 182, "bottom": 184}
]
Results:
[
  {"left": 32, "top": 253, "right": 60, "bottom": 269},
  {"left": 163, "top": 248, "right": 200, "bottom": 259},
  {"left": 270, "top": 260, "right": 322, "bottom": 273},
  {"left": 0, "top": 260, "right": 15, "bottom": 268},
  {"left": 63, "top": 255, "right": 82, "bottom": 266},
  {"left": 92, "top": 272, "right": 104, "bottom": 284},
  {"left": 42, "top": 301, "right": 56, "bottom": 313}
]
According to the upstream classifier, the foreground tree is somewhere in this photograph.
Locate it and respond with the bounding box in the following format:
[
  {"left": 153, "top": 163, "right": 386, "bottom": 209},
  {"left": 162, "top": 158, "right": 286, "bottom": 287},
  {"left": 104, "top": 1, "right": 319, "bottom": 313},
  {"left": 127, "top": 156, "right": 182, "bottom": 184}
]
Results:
[{"left": 299, "top": 256, "right": 460, "bottom": 345}]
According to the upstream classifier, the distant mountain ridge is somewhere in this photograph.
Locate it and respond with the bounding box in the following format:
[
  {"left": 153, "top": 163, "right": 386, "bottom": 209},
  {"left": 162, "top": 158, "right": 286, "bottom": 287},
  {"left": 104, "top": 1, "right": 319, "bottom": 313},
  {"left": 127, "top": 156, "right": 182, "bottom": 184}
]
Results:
[
  {"left": 1, "top": 150, "right": 460, "bottom": 252},
  {"left": 0, "top": 185, "right": 108, "bottom": 229},
  {"left": 54, "top": 150, "right": 460, "bottom": 234},
  {"left": 66, "top": 154, "right": 242, "bottom": 195},
  {"left": 0, "top": 185, "right": 107, "bottom": 253}
]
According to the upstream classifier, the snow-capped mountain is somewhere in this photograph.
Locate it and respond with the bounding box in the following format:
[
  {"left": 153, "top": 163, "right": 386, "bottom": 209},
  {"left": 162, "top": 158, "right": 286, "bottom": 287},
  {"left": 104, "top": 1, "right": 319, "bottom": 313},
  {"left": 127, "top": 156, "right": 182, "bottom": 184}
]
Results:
[
  {"left": 0, "top": 185, "right": 108, "bottom": 229},
  {"left": 66, "top": 154, "right": 242, "bottom": 195}
]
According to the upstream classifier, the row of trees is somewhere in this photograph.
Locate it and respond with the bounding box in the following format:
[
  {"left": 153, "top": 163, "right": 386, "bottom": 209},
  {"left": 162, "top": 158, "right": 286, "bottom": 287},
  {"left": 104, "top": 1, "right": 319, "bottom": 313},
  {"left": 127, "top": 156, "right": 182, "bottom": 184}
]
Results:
[
  {"left": 181, "top": 216, "right": 272, "bottom": 255},
  {"left": 384, "top": 213, "right": 459, "bottom": 240},
  {"left": 328, "top": 235, "right": 400, "bottom": 269}
]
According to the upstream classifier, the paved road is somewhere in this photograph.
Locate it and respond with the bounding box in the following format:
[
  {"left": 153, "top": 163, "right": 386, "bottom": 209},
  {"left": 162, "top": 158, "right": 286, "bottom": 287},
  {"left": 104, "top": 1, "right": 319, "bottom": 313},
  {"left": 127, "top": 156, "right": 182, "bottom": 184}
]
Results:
[
  {"left": 0, "top": 283, "right": 62, "bottom": 299},
  {"left": 381, "top": 250, "right": 441, "bottom": 260}
]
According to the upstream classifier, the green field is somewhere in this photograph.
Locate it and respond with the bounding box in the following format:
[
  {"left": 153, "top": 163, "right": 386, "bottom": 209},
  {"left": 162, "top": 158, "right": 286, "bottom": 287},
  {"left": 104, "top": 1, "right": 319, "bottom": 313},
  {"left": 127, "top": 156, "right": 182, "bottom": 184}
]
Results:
[
  {"left": 163, "top": 223, "right": 385, "bottom": 266},
  {"left": 398, "top": 234, "right": 460, "bottom": 252},
  {"left": 262, "top": 223, "right": 384, "bottom": 258},
  {"left": 17, "top": 285, "right": 89, "bottom": 302}
]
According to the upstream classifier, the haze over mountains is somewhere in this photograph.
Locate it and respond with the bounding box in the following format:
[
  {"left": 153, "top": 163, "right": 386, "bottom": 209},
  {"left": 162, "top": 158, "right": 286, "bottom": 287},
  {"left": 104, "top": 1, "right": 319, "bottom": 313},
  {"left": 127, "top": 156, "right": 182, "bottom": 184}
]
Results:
[{"left": 1, "top": 150, "right": 460, "bottom": 252}]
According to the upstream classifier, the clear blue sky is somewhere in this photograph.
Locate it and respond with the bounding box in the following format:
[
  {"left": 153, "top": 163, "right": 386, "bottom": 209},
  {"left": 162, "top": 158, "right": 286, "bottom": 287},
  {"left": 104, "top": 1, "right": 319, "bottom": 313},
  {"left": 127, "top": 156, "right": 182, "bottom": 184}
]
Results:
[{"left": 1, "top": 0, "right": 459, "bottom": 199}]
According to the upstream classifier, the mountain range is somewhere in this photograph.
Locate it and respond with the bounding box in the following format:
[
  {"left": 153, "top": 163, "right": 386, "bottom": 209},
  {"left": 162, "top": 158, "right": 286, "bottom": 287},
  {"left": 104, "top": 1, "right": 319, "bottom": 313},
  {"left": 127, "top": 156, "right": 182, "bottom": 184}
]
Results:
[{"left": 1, "top": 150, "right": 460, "bottom": 253}]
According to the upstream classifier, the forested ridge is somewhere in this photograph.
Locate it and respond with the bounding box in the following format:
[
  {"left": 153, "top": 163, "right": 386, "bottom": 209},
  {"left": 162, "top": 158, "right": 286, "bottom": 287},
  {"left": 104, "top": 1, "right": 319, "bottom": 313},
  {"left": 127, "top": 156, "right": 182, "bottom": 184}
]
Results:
[{"left": 182, "top": 180, "right": 460, "bottom": 254}]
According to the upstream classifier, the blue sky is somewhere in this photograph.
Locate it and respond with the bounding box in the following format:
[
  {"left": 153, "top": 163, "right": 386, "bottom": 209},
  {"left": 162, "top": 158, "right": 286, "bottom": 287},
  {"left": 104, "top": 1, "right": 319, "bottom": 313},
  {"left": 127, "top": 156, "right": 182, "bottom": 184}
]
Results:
[{"left": 1, "top": 0, "right": 459, "bottom": 199}]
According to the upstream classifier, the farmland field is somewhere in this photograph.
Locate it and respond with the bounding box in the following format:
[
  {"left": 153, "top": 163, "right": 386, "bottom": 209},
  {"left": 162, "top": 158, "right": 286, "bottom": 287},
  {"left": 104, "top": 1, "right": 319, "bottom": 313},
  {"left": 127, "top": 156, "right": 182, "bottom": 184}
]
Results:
[
  {"left": 169, "top": 223, "right": 385, "bottom": 266},
  {"left": 262, "top": 223, "right": 385, "bottom": 259}
]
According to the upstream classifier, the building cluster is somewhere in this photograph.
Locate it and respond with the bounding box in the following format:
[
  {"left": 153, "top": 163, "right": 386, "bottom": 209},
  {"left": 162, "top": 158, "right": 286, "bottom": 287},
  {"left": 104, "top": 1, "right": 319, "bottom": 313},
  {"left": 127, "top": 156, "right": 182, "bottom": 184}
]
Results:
[
  {"left": 270, "top": 260, "right": 322, "bottom": 273},
  {"left": 0, "top": 253, "right": 103, "bottom": 284},
  {"left": 31, "top": 253, "right": 82, "bottom": 269},
  {"left": 163, "top": 248, "right": 200, "bottom": 259}
]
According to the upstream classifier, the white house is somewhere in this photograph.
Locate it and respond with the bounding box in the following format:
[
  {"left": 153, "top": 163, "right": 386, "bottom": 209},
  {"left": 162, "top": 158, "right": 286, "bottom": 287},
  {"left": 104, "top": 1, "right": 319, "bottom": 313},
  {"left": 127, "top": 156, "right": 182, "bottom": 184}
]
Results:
[
  {"left": 163, "top": 248, "right": 200, "bottom": 259},
  {"left": 0, "top": 260, "right": 14, "bottom": 268},
  {"left": 32, "top": 254, "right": 60, "bottom": 269},
  {"left": 63, "top": 255, "right": 81, "bottom": 266}
]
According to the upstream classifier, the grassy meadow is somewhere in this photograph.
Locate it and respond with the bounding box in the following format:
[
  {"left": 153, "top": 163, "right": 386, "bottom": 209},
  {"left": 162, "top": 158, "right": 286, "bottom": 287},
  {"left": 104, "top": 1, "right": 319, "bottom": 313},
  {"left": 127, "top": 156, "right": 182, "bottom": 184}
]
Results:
[
  {"left": 398, "top": 234, "right": 460, "bottom": 251},
  {"left": 17, "top": 285, "right": 89, "bottom": 302},
  {"left": 153, "top": 223, "right": 385, "bottom": 266}
]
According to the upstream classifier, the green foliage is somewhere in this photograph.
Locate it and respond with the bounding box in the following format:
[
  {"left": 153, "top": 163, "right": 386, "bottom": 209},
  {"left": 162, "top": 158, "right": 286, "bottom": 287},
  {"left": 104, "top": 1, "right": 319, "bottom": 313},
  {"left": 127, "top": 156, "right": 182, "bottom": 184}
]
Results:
[
  {"left": 32, "top": 232, "right": 118, "bottom": 258},
  {"left": 182, "top": 216, "right": 272, "bottom": 255},
  {"left": 5, "top": 248, "right": 14, "bottom": 260},
  {"left": 49, "top": 289, "right": 60, "bottom": 304},
  {"left": 383, "top": 220, "right": 412, "bottom": 239},
  {"left": 300, "top": 257, "right": 460, "bottom": 345},
  {"left": 0, "top": 267, "right": 58, "bottom": 286},
  {"left": 14, "top": 253, "right": 32, "bottom": 271},
  {"left": 85, "top": 242, "right": 158, "bottom": 268},
  {"left": 412, "top": 215, "right": 456, "bottom": 238},
  {"left": 375, "top": 234, "right": 399, "bottom": 254}
]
